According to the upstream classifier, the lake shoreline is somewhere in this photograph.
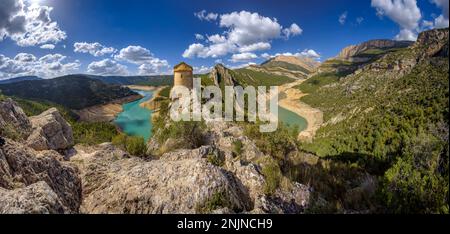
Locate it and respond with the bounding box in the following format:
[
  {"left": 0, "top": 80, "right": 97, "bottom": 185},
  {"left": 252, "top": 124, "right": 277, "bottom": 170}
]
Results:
[
  {"left": 278, "top": 79, "right": 323, "bottom": 142},
  {"left": 73, "top": 94, "right": 143, "bottom": 122}
]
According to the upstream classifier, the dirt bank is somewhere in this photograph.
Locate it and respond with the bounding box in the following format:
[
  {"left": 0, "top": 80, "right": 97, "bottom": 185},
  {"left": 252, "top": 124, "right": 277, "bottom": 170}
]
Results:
[
  {"left": 278, "top": 79, "right": 323, "bottom": 142},
  {"left": 73, "top": 95, "right": 142, "bottom": 122}
]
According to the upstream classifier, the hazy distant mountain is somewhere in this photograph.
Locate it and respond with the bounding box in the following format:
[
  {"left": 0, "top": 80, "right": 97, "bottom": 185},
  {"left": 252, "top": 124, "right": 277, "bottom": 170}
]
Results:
[
  {"left": 0, "top": 76, "right": 42, "bottom": 84},
  {"left": 77, "top": 74, "right": 173, "bottom": 86},
  {"left": 0, "top": 75, "right": 138, "bottom": 110},
  {"left": 243, "top": 55, "right": 320, "bottom": 79}
]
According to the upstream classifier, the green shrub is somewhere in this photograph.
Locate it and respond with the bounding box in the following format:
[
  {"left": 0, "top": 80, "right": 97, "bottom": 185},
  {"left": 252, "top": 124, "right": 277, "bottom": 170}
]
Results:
[
  {"left": 195, "top": 191, "right": 231, "bottom": 214},
  {"left": 207, "top": 150, "right": 225, "bottom": 167},
  {"left": 112, "top": 133, "right": 128, "bottom": 148},
  {"left": 261, "top": 159, "right": 282, "bottom": 195},
  {"left": 125, "top": 136, "right": 146, "bottom": 157},
  {"left": 0, "top": 124, "right": 22, "bottom": 141},
  {"left": 232, "top": 140, "right": 243, "bottom": 156},
  {"left": 112, "top": 133, "right": 147, "bottom": 157},
  {"left": 155, "top": 120, "right": 206, "bottom": 149}
]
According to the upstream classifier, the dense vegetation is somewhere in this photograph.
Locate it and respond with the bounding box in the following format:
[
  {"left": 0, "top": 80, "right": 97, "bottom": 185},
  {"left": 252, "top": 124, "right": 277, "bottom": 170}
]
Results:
[
  {"left": 294, "top": 30, "right": 449, "bottom": 213},
  {"left": 0, "top": 75, "right": 138, "bottom": 110}
]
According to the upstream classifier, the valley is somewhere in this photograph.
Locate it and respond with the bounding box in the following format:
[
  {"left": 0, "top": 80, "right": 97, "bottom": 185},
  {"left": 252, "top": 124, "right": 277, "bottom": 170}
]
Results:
[{"left": 0, "top": 28, "right": 448, "bottom": 214}]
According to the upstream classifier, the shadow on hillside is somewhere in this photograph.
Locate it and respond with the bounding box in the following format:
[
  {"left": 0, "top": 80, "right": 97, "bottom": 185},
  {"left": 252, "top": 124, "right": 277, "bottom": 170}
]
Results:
[
  {"left": 285, "top": 152, "right": 380, "bottom": 213},
  {"left": 322, "top": 152, "right": 388, "bottom": 175}
]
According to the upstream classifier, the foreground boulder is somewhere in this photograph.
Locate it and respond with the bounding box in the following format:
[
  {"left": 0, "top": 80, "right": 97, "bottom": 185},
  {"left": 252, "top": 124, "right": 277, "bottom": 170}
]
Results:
[
  {"left": 72, "top": 121, "right": 310, "bottom": 214},
  {"left": 0, "top": 98, "right": 32, "bottom": 139},
  {"left": 71, "top": 143, "right": 252, "bottom": 214},
  {"left": 0, "top": 181, "right": 67, "bottom": 214},
  {"left": 0, "top": 139, "right": 82, "bottom": 213},
  {"left": 26, "top": 108, "right": 74, "bottom": 151}
]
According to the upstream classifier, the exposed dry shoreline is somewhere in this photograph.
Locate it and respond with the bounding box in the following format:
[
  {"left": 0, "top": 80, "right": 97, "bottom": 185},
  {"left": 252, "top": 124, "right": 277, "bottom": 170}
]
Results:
[
  {"left": 278, "top": 79, "right": 323, "bottom": 142},
  {"left": 73, "top": 95, "right": 142, "bottom": 122},
  {"left": 139, "top": 86, "right": 168, "bottom": 118},
  {"left": 125, "top": 85, "right": 158, "bottom": 91}
]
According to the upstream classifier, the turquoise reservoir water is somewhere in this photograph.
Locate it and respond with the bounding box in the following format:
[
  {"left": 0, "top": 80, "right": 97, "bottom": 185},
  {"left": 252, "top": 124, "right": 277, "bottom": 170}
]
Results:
[
  {"left": 278, "top": 106, "right": 308, "bottom": 132},
  {"left": 115, "top": 91, "right": 307, "bottom": 141},
  {"left": 114, "top": 90, "right": 154, "bottom": 141}
]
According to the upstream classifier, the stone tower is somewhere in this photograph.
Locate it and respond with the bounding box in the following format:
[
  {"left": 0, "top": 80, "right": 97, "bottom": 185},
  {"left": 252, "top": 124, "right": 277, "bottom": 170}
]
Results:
[{"left": 173, "top": 62, "right": 193, "bottom": 89}]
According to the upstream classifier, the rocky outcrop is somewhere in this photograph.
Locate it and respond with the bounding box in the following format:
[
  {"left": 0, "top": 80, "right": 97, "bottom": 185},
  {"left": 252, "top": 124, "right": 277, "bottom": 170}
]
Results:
[
  {"left": 0, "top": 139, "right": 82, "bottom": 213},
  {"left": 414, "top": 28, "right": 449, "bottom": 58},
  {"left": 209, "top": 64, "right": 237, "bottom": 86},
  {"left": 26, "top": 108, "right": 74, "bottom": 151},
  {"left": 0, "top": 181, "right": 67, "bottom": 214},
  {"left": 0, "top": 98, "right": 32, "bottom": 139},
  {"left": 0, "top": 97, "right": 310, "bottom": 214},
  {"left": 337, "top": 39, "right": 413, "bottom": 61},
  {"left": 71, "top": 122, "right": 311, "bottom": 214},
  {"left": 71, "top": 143, "right": 251, "bottom": 214}
]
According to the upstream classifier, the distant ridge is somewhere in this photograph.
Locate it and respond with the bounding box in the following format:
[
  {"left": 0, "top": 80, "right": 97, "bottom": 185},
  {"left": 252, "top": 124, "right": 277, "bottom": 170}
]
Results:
[
  {"left": 78, "top": 74, "right": 173, "bottom": 86},
  {"left": 335, "top": 39, "right": 413, "bottom": 61},
  {"left": 0, "top": 76, "right": 42, "bottom": 84},
  {"left": 0, "top": 75, "right": 139, "bottom": 110},
  {"left": 262, "top": 55, "right": 320, "bottom": 73}
]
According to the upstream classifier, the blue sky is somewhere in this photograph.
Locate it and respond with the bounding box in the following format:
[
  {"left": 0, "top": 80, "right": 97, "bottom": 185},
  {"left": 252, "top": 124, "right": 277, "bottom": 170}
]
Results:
[{"left": 0, "top": 0, "right": 448, "bottom": 79}]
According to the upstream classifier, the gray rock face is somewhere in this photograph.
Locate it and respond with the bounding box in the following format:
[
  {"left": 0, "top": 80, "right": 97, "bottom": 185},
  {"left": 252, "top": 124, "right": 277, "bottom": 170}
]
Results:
[
  {"left": 337, "top": 39, "right": 413, "bottom": 61},
  {"left": 26, "top": 108, "right": 74, "bottom": 151},
  {"left": 414, "top": 28, "right": 449, "bottom": 58},
  {"left": 0, "top": 139, "right": 82, "bottom": 213},
  {"left": 71, "top": 134, "right": 310, "bottom": 214},
  {"left": 0, "top": 98, "right": 32, "bottom": 139},
  {"left": 209, "top": 64, "right": 237, "bottom": 86},
  {"left": 0, "top": 181, "right": 66, "bottom": 214},
  {"left": 71, "top": 143, "right": 252, "bottom": 214}
]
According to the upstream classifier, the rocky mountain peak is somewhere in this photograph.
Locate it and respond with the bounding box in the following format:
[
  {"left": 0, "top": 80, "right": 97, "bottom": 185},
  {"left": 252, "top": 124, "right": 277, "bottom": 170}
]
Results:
[
  {"left": 209, "top": 64, "right": 237, "bottom": 86},
  {"left": 337, "top": 39, "right": 413, "bottom": 61},
  {"left": 268, "top": 55, "right": 320, "bottom": 73},
  {"left": 414, "top": 27, "right": 449, "bottom": 57}
]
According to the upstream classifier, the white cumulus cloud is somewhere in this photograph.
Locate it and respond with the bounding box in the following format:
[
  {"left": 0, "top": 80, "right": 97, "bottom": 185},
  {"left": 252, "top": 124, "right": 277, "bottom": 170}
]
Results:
[
  {"left": 283, "top": 23, "right": 303, "bottom": 38},
  {"left": 40, "top": 44, "right": 55, "bottom": 49},
  {"left": 431, "top": 0, "right": 449, "bottom": 28},
  {"left": 230, "top": 52, "right": 258, "bottom": 63},
  {"left": 300, "top": 49, "right": 321, "bottom": 59},
  {"left": 371, "top": 0, "right": 421, "bottom": 41},
  {"left": 1, "top": 0, "right": 67, "bottom": 47},
  {"left": 339, "top": 11, "right": 348, "bottom": 25},
  {"left": 195, "top": 34, "right": 204, "bottom": 40},
  {"left": 183, "top": 10, "right": 301, "bottom": 59},
  {"left": 87, "top": 59, "right": 128, "bottom": 76},
  {"left": 115, "top": 45, "right": 170, "bottom": 74},
  {"left": 0, "top": 53, "right": 80, "bottom": 79},
  {"left": 194, "top": 10, "right": 218, "bottom": 21},
  {"left": 74, "top": 42, "right": 116, "bottom": 57},
  {"left": 193, "top": 66, "right": 212, "bottom": 74}
]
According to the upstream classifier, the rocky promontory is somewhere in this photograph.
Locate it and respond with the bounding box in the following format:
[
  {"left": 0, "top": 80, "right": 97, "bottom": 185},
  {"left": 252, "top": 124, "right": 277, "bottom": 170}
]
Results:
[{"left": 0, "top": 98, "right": 310, "bottom": 214}]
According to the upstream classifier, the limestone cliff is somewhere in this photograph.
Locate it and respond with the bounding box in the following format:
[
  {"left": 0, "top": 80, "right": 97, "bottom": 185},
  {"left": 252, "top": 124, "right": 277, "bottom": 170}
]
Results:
[
  {"left": 336, "top": 39, "right": 413, "bottom": 61},
  {"left": 209, "top": 64, "right": 237, "bottom": 86}
]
